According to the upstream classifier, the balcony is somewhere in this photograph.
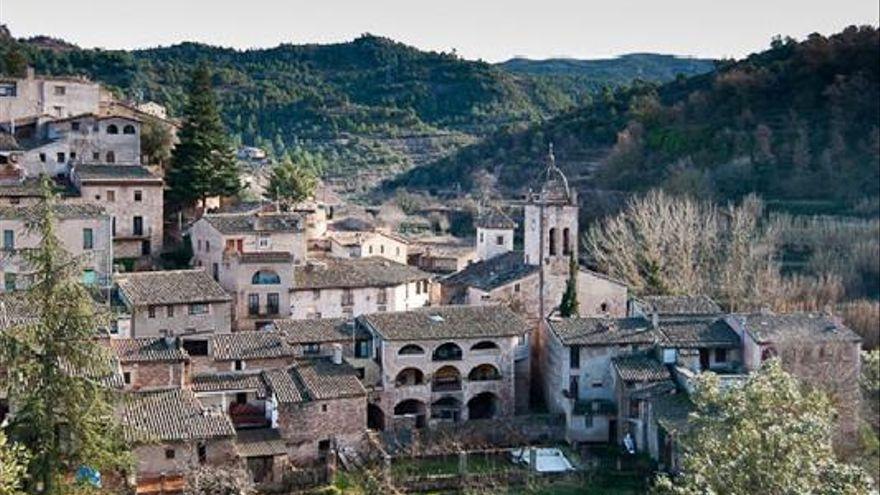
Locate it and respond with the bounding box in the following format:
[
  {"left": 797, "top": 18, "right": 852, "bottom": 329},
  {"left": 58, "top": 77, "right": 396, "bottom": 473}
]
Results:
[{"left": 229, "top": 402, "right": 270, "bottom": 429}]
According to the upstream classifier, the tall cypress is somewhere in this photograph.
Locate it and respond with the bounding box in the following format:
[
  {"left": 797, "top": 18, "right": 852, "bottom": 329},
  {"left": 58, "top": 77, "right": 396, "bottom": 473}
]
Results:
[
  {"left": 559, "top": 252, "right": 580, "bottom": 317},
  {"left": 167, "top": 63, "right": 240, "bottom": 210}
]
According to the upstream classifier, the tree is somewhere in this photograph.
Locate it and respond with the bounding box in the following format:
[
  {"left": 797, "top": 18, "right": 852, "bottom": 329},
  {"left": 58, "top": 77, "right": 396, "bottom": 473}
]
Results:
[
  {"left": 264, "top": 154, "right": 317, "bottom": 205},
  {"left": 167, "top": 63, "right": 240, "bottom": 210},
  {"left": 559, "top": 252, "right": 580, "bottom": 317},
  {"left": 0, "top": 432, "right": 28, "bottom": 495},
  {"left": 0, "top": 178, "right": 130, "bottom": 494},
  {"left": 2, "top": 47, "right": 27, "bottom": 78},
  {"left": 140, "top": 116, "right": 174, "bottom": 168},
  {"left": 654, "top": 360, "right": 873, "bottom": 494},
  {"left": 585, "top": 190, "right": 779, "bottom": 311}
]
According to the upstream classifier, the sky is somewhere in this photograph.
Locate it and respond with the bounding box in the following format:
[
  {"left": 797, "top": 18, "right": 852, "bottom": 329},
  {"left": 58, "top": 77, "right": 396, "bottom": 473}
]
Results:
[{"left": 2, "top": 0, "right": 878, "bottom": 62}]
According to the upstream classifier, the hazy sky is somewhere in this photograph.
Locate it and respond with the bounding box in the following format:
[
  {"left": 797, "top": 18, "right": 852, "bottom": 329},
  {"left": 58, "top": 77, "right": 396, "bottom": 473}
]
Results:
[{"left": 2, "top": 0, "right": 878, "bottom": 62}]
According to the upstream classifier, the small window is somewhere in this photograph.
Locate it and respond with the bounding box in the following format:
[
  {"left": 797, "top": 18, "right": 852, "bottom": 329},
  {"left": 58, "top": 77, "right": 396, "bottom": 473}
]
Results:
[
  {"left": 123, "top": 124, "right": 136, "bottom": 134},
  {"left": 106, "top": 124, "right": 119, "bottom": 135},
  {"left": 399, "top": 344, "right": 425, "bottom": 356},
  {"left": 54, "top": 85, "right": 66, "bottom": 96},
  {"left": 148, "top": 306, "right": 156, "bottom": 318},
  {"left": 164, "top": 448, "right": 175, "bottom": 460},
  {"left": 205, "top": 240, "right": 210, "bottom": 252},
  {"left": 716, "top": 348, "right": 728, "bottom": 363},
  {"left": 123, "top": 371, "right": 131, "bottom": 385},
  {"left": 3, "top": 230, "right": 13, "bottom": 250},
  {"left": 355, "top": 340, "right": 370, "bottom": 358},
  {"left": 514, "top": 283, "right": 521, "bottom": 293},
  {"left": 258, "top": 234, "right": 271, "bottom": 249},
  {"left": 496, "top": 235, "right": 504, "bottom": 246},
  {"left": 189, "top": 303, "right": 209, "bottom": 315},
  {"left": 592, "top": 382, "right": 603, "bottom": 388},
  {"left": 197, "top": 443, "right": 207, "bottom": 464},
  {"left": 248, "top": 294, "right": 259, "bottom": 316},
  {"left": 134, "top": 190, "right": 142, "bottom": 202},
  {"left": 234, "top": 360, "right": 244, "bottom": 371},
  {"left": 56, "top": 152, "right": 65, "bottom": 163},
  {"left": 39, "top": 153, "right": 46, "bottom": 163},
  {"left": 166, "top": 305, "right": 174, "bottom": 318},
  {"left": 182, "top": 339, "right": 209, "bottom": 356},
  {"left": 71, "top": 121, "right": 80, "bottom": 131},
  {"left": 92, "top": 152, "right": 100, "bottom": 161},
  {"left": 569, "top": 346, "right": 580, "bottom": 369},
  {"left": 4, "top": 273, "right": 16, "bottom": 292},
  {"left": 584, "top": 414, "right": 593, "bottom": 428},
  {"left": 321, "top": 404, "right": 328, "bottom": 412},
  {"left": 83, "top": 228, "right": 94, "bottom": 250},
  {"left": 212, "top": 263, "right": 219, "bottom": 281},
  {"left": 600, "top": 302, "right": 609, "bottom": 313},
  {"left": 69, "top": 152, "right": 76, "bottom": 160},
  {"left": 106, "top": 151, "right": 115, "bottom": 163},
  {"left": 106, "top": 190, "right": 116, "bottom": 202},
  {"left": 303, "top": 343, "right": 320, "bottom": 355}
]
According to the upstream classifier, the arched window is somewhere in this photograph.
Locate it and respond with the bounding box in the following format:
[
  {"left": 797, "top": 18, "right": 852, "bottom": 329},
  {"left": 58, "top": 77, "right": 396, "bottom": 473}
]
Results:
[
  {"left": 105, "top": 151, "right": 115, "bottom": 163},
  {"left": 394, "top": 399, "right": 426, "bottom": 416},
  {"left": 432, "top": 342, "right": 462, "bottom": 361},
  {"left": 470, "top": 341, "right": 499, "bottom": 352},
  {"left": 431, "top": 366, "right": 462, "bottom": 392},
  {"left": 395, "top": 368, "right": 424, "bottom": 387},
  {"left": 106, "top": 124, "right": 119, "bottom": 135},
  {"left": 468, "top": 364, "right": 501, "bottom": 381},
  {"left": 563, "top": 228, "right": 571, "bottom": 255},
  {"left": 398, "top": 344, "right": 425, "bottom": 356},
  {"left": 548, "top": 227, "right": 557, "bottom": 255},
  {"left": 467, "top": 392, "right": 499, "bottom": 420},
  {"left": 251, "top": 270, "right": 281, "bottom": 285},
  {"left": 122, "top": 124, "right": 136, "bottom": 135}
]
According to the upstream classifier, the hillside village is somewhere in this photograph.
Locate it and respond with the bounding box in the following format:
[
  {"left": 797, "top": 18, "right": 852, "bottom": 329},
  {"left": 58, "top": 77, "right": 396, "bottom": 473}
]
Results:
[{"left": 0, "top": 62, "right": 874, "bottom": 494}]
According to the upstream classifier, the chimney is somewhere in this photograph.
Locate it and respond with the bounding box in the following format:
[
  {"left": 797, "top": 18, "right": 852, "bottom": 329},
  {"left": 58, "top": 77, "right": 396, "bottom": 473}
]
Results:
[
  {"left": 651, "top": 312, "right": 659, "bottom": 329},
  {"left": 331, "top": 343, "right": 343, "bottom": 365}
]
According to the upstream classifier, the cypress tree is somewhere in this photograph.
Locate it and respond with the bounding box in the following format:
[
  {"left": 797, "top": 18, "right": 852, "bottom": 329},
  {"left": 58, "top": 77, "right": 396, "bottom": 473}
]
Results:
[
  {"left": 559, "top": 252, "right": 580, "bottom": 317},
  {"left": 0, "top": 178, "right": 130, "bottom": 493},
  {"left": 167, "top": 63, "right": 240, "bottom": 210}
]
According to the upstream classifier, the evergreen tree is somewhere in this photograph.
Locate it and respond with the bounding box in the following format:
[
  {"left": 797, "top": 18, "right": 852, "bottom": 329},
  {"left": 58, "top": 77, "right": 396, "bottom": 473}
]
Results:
[
  {"left": 0, "top": 178, "right": 130, "bottom": 493},
  {"left": 264, "top": 154, "right": 317, "bottom": 205},
  {"left": 167, "top": 63, "right": 240, "bottom": 210},
  {"left": 654, "top": 360, "right": 873, "bottom": 494},
  {"left": 559, "top": 252, "right": 580, "bottom": 317}
]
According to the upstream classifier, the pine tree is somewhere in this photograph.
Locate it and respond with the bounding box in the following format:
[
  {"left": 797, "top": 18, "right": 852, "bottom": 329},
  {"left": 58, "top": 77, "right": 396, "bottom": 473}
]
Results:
[
  {"left": 0, "top": 178, "right": 130, "bottom": 493},
  {"left": 167, "top": 63, "right": 240, "bottom": 210},
  {"left": 265, "top": 154, "right": 317, "bottom": 206},
  {"left": 559, "top": 252, "right": 580, "bottom": 317}
]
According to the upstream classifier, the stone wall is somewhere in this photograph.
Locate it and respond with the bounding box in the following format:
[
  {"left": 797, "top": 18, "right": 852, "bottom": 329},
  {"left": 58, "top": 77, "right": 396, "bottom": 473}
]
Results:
[{"left": 276, "top": 396, "right": 366, "bottom": 463}]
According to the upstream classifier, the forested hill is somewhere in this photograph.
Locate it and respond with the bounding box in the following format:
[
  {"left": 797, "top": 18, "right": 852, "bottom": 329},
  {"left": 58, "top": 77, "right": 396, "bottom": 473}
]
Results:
[
  {"left": 0, "top": 28, "right": 715, "bottom": 184},
  {"left": 498, "top": 53, "right": 714, "bottom": 97},
  {"left": 397, "top": 26, "right": 880, "bottom": 214}
]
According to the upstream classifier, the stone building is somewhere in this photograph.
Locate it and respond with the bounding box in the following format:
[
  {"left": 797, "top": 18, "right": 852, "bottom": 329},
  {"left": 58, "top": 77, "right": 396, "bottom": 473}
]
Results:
[
  {"left": 114, "top": 269, "right": 232, "bottom": 339},
  {"left": 0, "top": 68, "right": 106, "bottom": 122},
  {"left": 0, "top": 203, "right": 113, "bottom": 292},
  {"left": 71, "top": 164, "right": 164, "bottom": 261},
  {"left": 120, "top": 388, "right": 238, "bottom": 491},
  {"left": 109, "top": 337, "right": 189, "bottom": 391},
  {"left": 540, "top": 316, "right": 663, "bottom": 443},
  {"left": 440, "top": 155, "right": 628, "bottom": 323},
  {"left": 726, "top": 312, "right": 863, "bottom": 442},
  {"left": 290, "top": 257, "right": 433, "bottom": 320},
  {"left": 355, "top": 305, "right": 528, "bottom": 431},
  {"left": 190, "top": 331, "right": 297, "bottom": 375},
  {"left": 189, "top": 211, "right": 306, "bottom": 330},
  {"left": 328, "top": 229, "right": 408, "bottom": 265},
  {"left": 474, "top": 205, "right": 516, "bottom": 262},
  {"left": 407, "top": 237, "right": 477, "bottom": 274}
]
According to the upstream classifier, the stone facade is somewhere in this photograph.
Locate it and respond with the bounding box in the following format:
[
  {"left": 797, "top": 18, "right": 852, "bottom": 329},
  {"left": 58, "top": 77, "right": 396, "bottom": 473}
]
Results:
[
  {"left": 121, "top": 361, "right": 187, "bottom": 391},
  {"left": 476, "top": 226, "right": 513, "bottom": 261},
  {"left": 0, "top": 69, "right": 105, "bottom": 122},
  {"left": 132, "top": 439, "right": 238, "bottom": 479},
  {"left": 328, "top": 230, "right": 408, "bottom": 265},
  {"left": 0, "top": 204, "right": 112, "bottom": 291},
  {"left": 276, "top": 396, "right": 366, "bottom": 464},
  {"left": 71, "top": 166, "right": 164, "bottom": 260},
  {"left": 290, "top": 280, "right": 431, "bottom": 320}
]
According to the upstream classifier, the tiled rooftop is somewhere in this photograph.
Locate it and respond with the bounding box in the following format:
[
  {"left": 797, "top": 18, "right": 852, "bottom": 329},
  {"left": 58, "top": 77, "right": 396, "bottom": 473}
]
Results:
[
  {"left": 640, "top": 295, "right": 722, "bottom": 316},
  {"left": 202, "top": 212, "right": 304, "bottom": 235},
  {"left": 443, "top": 251, "right": 537, "bottom": 291},
  {"left": 658, "top": 318, "right": 741, "bottom": 348},
  {"left": 737, "top": 313, "right": 861, "bottom": 344},
  {"left": 293, "top": 358, "right": 367, "bottom": 401},
  {"left": 110, "top": 338, "right": 188, "bottom": 363},
  {"left": 116, "top": 269, "right": 231, "bottom": 307},
  {"left": 548, "top": 316, "right": 662, "bottom": 346},
  {"left": 74, "top": 164, "right": 162, "bottom": 182},
  {"left": 474, "top": 206, "right": 516, "bottom": 230},
  {"left": 190, "top": 371, "right": 270, "bottom": 398},
  {"left": 120, "top": 388, "right": 235, "bottom": 443},
  {"left": 210, "top": 331, "right": 294, "bottom": 361},
  {"left": 611, "top": 355, "right": 672, "bottom": 382},
  {"left": 0, "top": 203, "right": 106, "bottom": 221},
  {"left": 360, "top": 305, "right": 527, "bottom": 341},
  {"left": 294, "top": 257, "right": 430, "bottom": 290},
  {"left": 273, "top": 317, "right": 359, "bottom": 344}
]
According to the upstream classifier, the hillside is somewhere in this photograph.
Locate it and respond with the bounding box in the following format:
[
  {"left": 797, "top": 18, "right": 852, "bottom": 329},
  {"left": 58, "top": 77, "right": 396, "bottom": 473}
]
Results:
[
  {"left": 0, "top": 29, "right": 714, "bottom": 188},
  {"left": 498, "top": 53, "right": 714, "bottom": 102},
  {"left": 397, "top": 26, "right": 880, "bottom": 215}
]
